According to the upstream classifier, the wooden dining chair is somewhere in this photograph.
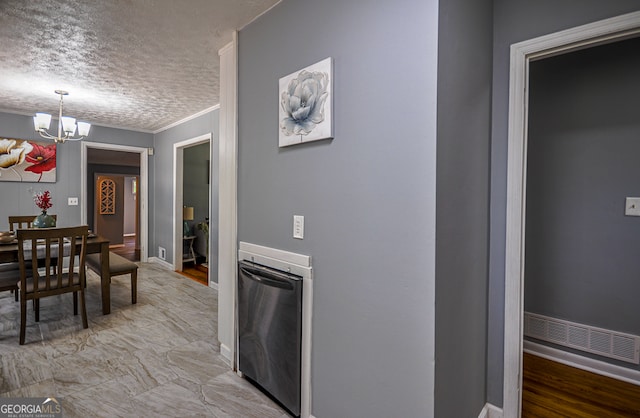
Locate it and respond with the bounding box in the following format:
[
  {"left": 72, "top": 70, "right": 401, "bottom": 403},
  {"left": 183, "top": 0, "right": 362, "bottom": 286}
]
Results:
[
  {"left": 16, "top": 225, "right": 89, "bottom": 345},
  {"left": 9, "top": 215, "right": 57, "bottom": 232}
]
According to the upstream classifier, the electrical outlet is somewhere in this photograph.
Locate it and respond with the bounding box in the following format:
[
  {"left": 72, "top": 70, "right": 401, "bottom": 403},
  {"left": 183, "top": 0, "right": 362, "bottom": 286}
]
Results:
[
  {"left": 68, "top": 197, "right": 78, "bottom": 206},
  {"left": 625, "top": 197, "right": 640, "bottom": 216},
  {"left": 293, "top": 215, "right": 304, "bottom": 239},
  {"left": 159, "top": 246, "right": 166, "bottom": 260}
]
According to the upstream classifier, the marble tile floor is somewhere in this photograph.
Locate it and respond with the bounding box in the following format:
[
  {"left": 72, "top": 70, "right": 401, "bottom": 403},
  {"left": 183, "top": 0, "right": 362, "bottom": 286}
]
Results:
[{"left": 0, "top": 262, "right": 289, "bottom": 418}]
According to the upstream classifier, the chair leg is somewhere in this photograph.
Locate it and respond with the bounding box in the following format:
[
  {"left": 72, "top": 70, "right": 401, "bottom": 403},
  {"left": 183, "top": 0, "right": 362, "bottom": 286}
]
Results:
[
  {"left": 19, "top": 299, "right": 26, "bottom": 345},
  {"left": 73, "top": 292, "right": 78, "bottom": 316},
  {"left": 79, "top": 289, "right": 88, "bottom": 329},
  {"left": 131, "top": 270, "right": 137, "bottom": 304},
  {"left": 34, "top": 299, "right": 39, "bottom": 322},
  {"left": 14, "top": 288, "right": 18, "bottom": 302}
]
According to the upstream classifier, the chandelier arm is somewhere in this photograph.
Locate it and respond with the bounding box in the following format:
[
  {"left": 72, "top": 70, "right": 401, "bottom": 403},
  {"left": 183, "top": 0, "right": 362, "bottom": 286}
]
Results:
[
  {"left": 37, "top": 129, "right": 57, "bottom": 140},
  {"left": 37, "top": 128, "right": 70, "bottom": 141}
]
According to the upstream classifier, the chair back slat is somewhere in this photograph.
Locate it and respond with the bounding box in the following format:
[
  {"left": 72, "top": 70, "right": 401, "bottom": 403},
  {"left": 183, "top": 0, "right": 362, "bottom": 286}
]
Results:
[
  {"left": 17, "top": 226, "right": 88, "bottom": 294},
  {"left": 67, "top": 235, "right": 77, "bottom": 286}
]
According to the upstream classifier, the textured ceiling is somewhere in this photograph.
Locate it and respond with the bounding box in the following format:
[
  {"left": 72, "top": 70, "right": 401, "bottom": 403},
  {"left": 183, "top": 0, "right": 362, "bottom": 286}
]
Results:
[{"left": 0, "top": 0, "right": 279, "bottom": 133}]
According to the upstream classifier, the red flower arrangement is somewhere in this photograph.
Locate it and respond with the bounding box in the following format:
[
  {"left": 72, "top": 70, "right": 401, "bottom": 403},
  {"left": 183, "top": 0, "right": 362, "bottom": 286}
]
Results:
[{"left": 34, "top": 190, "right": 53, "bottom": 211}]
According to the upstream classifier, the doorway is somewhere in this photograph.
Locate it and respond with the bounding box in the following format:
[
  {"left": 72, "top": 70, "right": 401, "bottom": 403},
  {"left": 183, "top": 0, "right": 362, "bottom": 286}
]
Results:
[
  {"left": 172, "top": 133, "right": 212, "bottom": 286},
  {"left": 93, "top": 173, "right": 140, "bottom": 261},
  {"left": 81, "top": 142, "right": 149, "bottom": 262},
  {"left": 522, "top": 35, "right": 640, "bottom": 416},
  {"left": 503, "top": 11, "right": 640, "bottom": 417}
]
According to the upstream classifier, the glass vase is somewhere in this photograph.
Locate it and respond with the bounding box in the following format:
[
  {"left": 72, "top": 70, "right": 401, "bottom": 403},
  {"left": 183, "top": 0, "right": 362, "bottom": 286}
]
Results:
[{"left": 33, "top": 211, "right": 56, "bottom": 228}]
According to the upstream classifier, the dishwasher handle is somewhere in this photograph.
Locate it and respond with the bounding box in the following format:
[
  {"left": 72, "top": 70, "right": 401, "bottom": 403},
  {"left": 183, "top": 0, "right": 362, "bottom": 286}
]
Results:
[{"left": 239, "top": 261, "right": 299, "bottom": 290}]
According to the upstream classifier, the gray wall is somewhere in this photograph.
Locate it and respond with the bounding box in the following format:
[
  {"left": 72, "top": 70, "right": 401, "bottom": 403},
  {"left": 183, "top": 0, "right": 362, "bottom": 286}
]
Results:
[
  {"left": 0, "top": 112, "right": 152, "bottom": 230},
  {"left": 238, "top": 1, "right": 438, "bottom": 417},
  {"left": 488, "top": 1, "right": 640, "bottom": 406},
  {"left": 435, "top": 0, "right": 492, "bottom": 416},
  {"left": 525, "top": 37, "right": 640, "bottom": 370},
  {"left": 153, "top": 111, "right": 219, "bottom": 282}
]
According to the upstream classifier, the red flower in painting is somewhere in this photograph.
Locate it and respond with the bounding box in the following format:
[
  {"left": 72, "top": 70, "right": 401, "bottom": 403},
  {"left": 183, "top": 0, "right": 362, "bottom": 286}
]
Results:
[{"left": 25, "top": 143, "right": 56, "bottom": 175}]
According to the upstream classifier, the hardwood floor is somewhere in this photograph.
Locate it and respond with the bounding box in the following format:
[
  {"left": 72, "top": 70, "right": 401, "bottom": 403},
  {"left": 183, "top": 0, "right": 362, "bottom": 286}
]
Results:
[
  {"left": 522, "top": 352, "right": 640, "bottom": 417},
  {"left": 180, "top": 263, "right": 208, "bottom": 286},
  {"left": 110, "top": 235, "right": 139, "bottom": 261}
]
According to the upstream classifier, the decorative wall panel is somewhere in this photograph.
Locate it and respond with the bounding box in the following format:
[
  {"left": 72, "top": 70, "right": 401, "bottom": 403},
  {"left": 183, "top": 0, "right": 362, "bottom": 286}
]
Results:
[{"left": 99, "top": 178, "right": 116, "bottom": 214}]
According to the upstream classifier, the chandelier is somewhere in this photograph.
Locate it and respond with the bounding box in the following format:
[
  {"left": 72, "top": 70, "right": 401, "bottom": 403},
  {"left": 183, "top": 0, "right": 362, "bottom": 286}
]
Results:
[{"left": 33, "top": 90, "right": 91, "bottom": 143}]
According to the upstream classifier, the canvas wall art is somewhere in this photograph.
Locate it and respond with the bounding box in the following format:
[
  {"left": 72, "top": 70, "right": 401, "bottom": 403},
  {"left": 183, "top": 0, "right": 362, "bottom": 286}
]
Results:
[
  {"left": 279, "top": 57, "right": 333, "bottom": 147},
  {"left": 0, "top": 138, "right": 56, "bottom": 183}
]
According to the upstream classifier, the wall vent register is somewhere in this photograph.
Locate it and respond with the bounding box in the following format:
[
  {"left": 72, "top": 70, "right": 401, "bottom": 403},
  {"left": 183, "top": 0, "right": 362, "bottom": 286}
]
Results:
[{"left": 524, "top": 312, "right": 640, "bottom": 364}]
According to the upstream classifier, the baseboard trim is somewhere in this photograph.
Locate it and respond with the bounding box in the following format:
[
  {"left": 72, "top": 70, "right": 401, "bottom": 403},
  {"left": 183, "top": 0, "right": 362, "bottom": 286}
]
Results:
[
  {"left": 220, "top": 343, "right": 232, "bottom": 365},
  {"left": 209, "top": 281, "right": 219, "bottom": 291},
  {"left": 148, "top": 257, "right": 174, "bottom": 270},
  {"left": 479, "top": 403, "right": 503, "bottom": 418},
  {"left": 525, "top": 340, "right": 640, "bottom": 387}
]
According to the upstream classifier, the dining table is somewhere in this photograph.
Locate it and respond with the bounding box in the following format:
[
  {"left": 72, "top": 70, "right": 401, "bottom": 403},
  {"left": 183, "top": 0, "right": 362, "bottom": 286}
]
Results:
[{"left": 0, "top": 234, "right": 114, "bottom": 315}]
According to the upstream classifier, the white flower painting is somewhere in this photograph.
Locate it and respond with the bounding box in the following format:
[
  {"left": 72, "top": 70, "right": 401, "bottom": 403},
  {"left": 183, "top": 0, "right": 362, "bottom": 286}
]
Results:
[{"left": 279, "top": 57, "right": 333, "bottom": 147}]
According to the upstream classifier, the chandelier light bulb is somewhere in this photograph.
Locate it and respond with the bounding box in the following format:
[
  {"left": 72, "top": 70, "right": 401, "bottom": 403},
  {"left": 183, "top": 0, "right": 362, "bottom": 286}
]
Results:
[
  {"left": 77, "top": 121, "right": 91, "bottom": 136},
  {"left": 33, "top": 113, "right": 52, "bottom": 130},
  {"left": 33, "top": 90, "right": 91, "bottom": 143}
]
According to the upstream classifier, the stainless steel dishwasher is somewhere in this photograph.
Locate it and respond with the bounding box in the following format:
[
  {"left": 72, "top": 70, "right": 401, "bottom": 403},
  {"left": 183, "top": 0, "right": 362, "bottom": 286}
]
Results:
[{"left": 238, "top": 260, "right": 303, "bottom": 417}]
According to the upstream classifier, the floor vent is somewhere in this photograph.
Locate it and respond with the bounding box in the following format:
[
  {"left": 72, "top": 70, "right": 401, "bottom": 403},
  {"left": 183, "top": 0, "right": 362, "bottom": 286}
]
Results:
[{"left": 524, "top": 312, "right": 640, "bottom": 364}]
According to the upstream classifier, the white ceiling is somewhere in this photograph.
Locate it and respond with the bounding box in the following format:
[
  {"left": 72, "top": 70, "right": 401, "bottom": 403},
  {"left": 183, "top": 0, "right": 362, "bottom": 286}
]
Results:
[{"left": 0, "top": 0, "right": 280, "bottom": 133}]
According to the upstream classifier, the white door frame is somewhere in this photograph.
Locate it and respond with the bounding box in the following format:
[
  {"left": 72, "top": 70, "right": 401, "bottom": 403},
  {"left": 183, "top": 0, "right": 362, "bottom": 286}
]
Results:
[
  {"left": 172, "top": 133, "right": 212, "bottom": 279},
  {"left": 503, "top": 11, "right": 640, "bottom": 417},
  {"left": 81, "top": 141, "right": 149, "bottom": 261},
  {"left": 217, "top": 34, "right": 238, "bottom": 366}
]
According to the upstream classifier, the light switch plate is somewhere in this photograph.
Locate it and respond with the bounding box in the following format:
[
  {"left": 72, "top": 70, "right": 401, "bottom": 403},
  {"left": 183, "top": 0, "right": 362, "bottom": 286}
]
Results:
[
  {"left": 293, "top": 215, "right": 304, "bottom": 239},
  {"left": 68, "top": 197, "right": 78, "bottom": 206},
  {"left": 625, "top": 197, "right": 640, "bottom": 216}
]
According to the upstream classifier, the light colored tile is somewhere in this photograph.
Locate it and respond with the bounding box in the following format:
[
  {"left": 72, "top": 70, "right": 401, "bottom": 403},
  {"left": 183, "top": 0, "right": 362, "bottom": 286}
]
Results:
[
  {"left": 130, "top": 380, "right": 211, "bottom": 418},
  {"left": 60, "top": 378, "right": 137, "bottom": 418},
  {"left": 0, "top": 378, "right": 58, "bottom": 398},
  {"left": 201, "top": 371, "right": 288, "bottom": 418},
  {"left": 48, "top": 348, "right": 125, "bottom": 397},
  {"left": 0, "top": 263, "right": 288, "bottom": 417},
  {"left": 105, "top": 349, "right": 180, "bottom": 397},
  {"left": 0, "top": 348, "right": 53, "bottom": 394},
  {"left": 167, "top": 340, "right": 229, "bottom": 384}
]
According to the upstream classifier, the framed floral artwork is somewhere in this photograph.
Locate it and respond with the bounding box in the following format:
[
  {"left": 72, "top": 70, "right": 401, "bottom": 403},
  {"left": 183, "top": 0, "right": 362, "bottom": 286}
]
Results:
[
  {"left": 279, "top": 57, "right": 333, "bottom": 147},
  {"left": 0, "top": 138, "right": 56, "bottom": 182}
]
